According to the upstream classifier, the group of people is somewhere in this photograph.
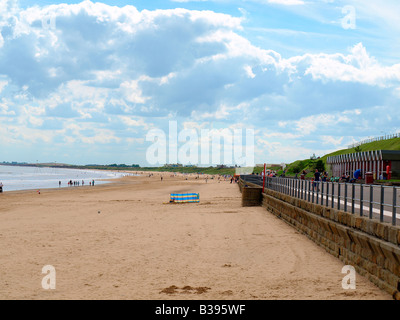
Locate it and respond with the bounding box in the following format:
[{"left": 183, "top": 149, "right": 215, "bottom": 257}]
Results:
[
  {"left": 311, "top": 169, "right": 328, "bottom": 191},
  {"left": 230, "top": 176, "right": 239, "bottom": 184},
  {"left": 311, "top": 169, "right": 362, "bottom": 190},
  {"left": 63, "top": 179, "right": 95, "bottom": 187},
  {"left": 339, "top": 169, "right": 362, "bottom": 183}
]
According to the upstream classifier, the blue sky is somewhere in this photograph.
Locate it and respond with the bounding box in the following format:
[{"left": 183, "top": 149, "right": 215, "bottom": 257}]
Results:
[{"left": 0, "top": 0, "right": 399, "bottom": 166}]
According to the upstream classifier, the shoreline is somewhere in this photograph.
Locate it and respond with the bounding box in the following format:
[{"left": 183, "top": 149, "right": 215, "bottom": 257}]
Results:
[{"left": 0, "top": 165, "right": 137, "bottom": 194}]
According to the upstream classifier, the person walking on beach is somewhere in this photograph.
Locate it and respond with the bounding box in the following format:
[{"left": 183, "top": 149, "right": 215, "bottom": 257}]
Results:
[{"left": 92, "top": 180, "right": 95, "bottom": 186}]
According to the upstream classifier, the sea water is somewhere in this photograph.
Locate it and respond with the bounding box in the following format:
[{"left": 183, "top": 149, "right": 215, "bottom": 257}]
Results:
[{"left": 0, "top": 165, "right": 131, "bottom": 192}]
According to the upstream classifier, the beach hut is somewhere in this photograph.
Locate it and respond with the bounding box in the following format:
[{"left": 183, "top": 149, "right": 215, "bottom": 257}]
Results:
[{"left": 327, "top": 150, "right": 400, "bottom": 180}]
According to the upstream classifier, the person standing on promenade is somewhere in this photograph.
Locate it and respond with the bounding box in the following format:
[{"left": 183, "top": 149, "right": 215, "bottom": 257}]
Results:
[{"left": 314, "top": 169, "right": 321, "bottom": 191}]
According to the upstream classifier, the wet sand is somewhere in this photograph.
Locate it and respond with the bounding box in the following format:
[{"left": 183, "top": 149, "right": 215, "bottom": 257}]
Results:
[{"left": 0, "top": 172, "right": 392, "bottom": 300}]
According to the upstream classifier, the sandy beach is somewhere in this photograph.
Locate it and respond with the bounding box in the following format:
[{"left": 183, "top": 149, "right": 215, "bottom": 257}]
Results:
[{"left": 0, "top": 172, "right": 392, "bottom": 300}]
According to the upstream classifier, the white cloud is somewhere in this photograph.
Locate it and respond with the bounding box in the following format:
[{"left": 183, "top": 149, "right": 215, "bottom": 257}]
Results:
[
  {"left": 285, "top": 43, "right": 400, "bottom": 86},
  {"left": 294, "top": 112, "right": 353, "bottom": 135},
  {"left": 268, "top": 0, "right": 304, "bottom": 5},
  {"left": 305, "top": 43, "right": 400, "bottom": 86},
  {"left": 0, "top": 80, "right": 7, "bottom": 93},
  {"left": 120, "top": 80, "right": 149, "bottom": 104},
  {"left": 80, "top": 130, "right": 121, "bottom": 144},
  {"left": 320, "top": 135, "right": 344, "bottom": 146},
  {"left": 0, "top": 1, "right": 399, "bottom": 165},
  {"left": 119, "top": 116, "right": 151, "bottom": 130}
]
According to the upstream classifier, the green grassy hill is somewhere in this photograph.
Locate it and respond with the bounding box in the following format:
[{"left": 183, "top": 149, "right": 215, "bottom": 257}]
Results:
[
  {"left": 284, "top": 137, "right": 400, "bottom": 178},
  {"left": 321, "top": 137, "right": 400, "bottom": 161}
]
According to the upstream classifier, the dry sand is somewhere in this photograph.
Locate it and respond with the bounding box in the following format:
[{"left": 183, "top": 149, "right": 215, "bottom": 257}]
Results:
[{"left": 0, "top": 172, "right": 393, "bottom": 300}]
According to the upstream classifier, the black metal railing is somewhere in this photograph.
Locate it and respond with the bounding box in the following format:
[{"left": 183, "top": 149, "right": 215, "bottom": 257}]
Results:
[{"left": 241, "top": 175, "right": 400, "bottom": 226}]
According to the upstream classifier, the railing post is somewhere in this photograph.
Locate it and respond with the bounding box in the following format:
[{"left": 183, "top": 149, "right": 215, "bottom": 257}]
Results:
[
  {"left": 283, "top": 178, "right": 285, "bottom": 194},
  {"left": 360, "top": 184, "right": 364, "bottom": 217},
  {"left": 287, "top": 179, "right": 290, "bottom": 196},
  {"left": 331, "top": 182, "right": 335, "bottom": 209},
  {"left": 296, "top": 179, "right": 299, "bottom": 198},
  {"left": 380, "top": 185, "right": 384, "bottom": 223},
  {"left": 393, "top": 187, "right": 397, "bottom": 226},
  {"left": 326, "top": 182, "right": 329, "bottom": 207},
  {"left": 351, "top": 184, "right": 355, "bottom": 214},
  {"left": 301, "top": 180, "right": 304, "bottom": 200},
  {"left": 308, "top": 180, "right": 311, "bottom": 202},
  {"left": 321, "top": 182, "right": 324, "bottom": 206},
  {"left": 337, "top": 183, "right": 341, "bottom": 210},
  {"left": 344, "top": 183, "right": 348, "bottom": 212},
  {"left": 369, "top": 185, "right": 373, "bottom": 219},
  {"left": 312, "top": 181, "right": 315, "bottom": 203}
]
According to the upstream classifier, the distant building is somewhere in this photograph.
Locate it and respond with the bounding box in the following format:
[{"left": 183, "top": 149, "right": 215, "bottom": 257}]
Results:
[{"left": 327, "top": 150, "right": 400, "bottom": 180}]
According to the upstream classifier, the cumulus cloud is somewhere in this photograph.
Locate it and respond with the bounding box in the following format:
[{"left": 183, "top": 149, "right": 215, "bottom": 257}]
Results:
[
  {"left": 0, "top": 0, "right": 399, "bottom": 164},
  {"left": 298, "top": 43, "right": 400, "bottom": 86}
]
